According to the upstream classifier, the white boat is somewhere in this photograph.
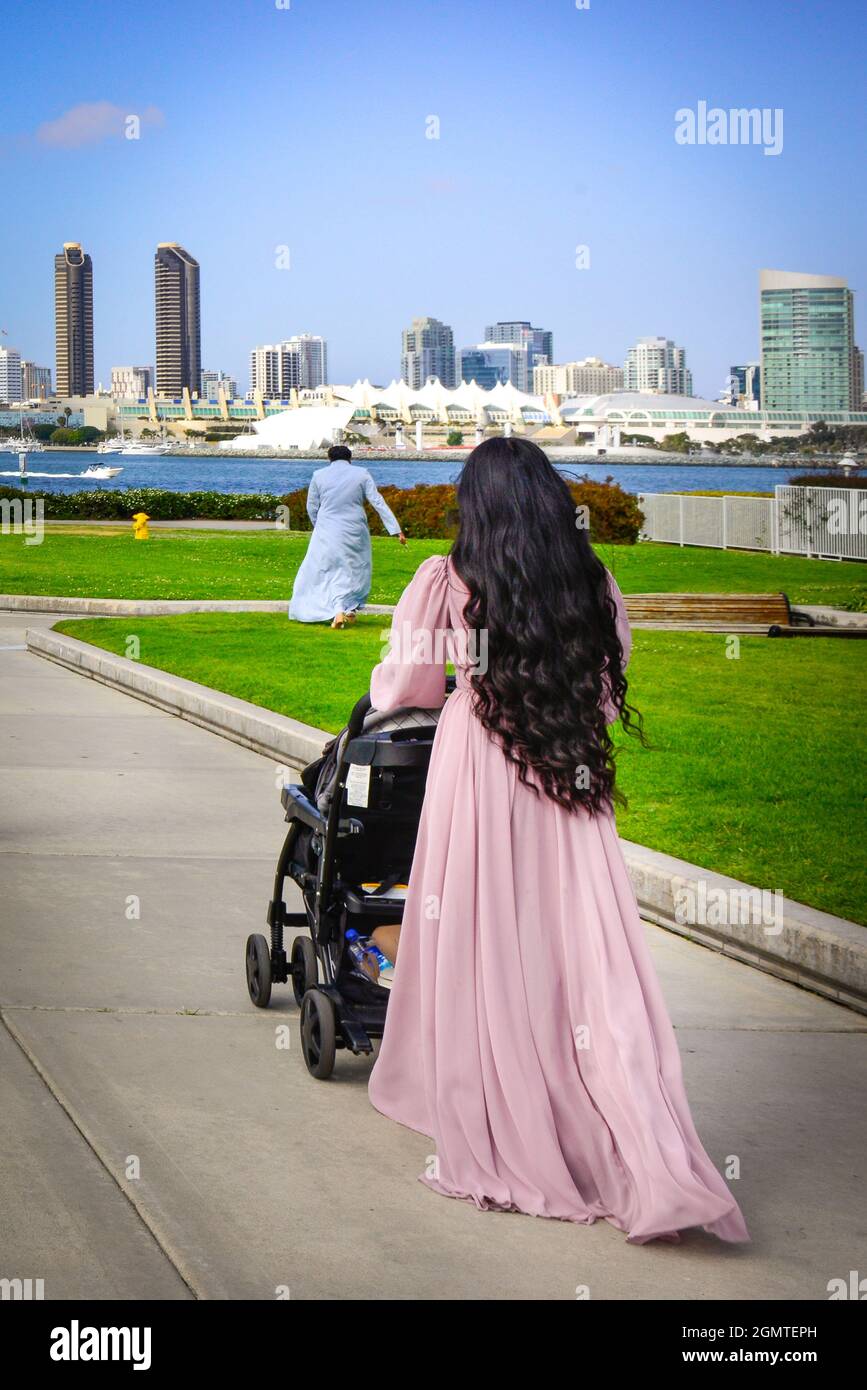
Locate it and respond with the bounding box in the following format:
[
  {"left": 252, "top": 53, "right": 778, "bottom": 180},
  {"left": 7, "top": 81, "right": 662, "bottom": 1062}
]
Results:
[
  {"left": 0, "top": 451, "right": 126, "bottom": 481},
  {"left": 96, "top": 438, "right": 124, "bottom": 454},
  {"left": 119, "top": 439, "right": 171, "bottom": 455},
  {"left": 81, "top": 465, "right": 124, "bottom": 479},
  {"left": 1, "top": 407, "right": 45, "bottom": 452},
  {"left": 1, "top": 436, "right": 44, "bottom": 453}
]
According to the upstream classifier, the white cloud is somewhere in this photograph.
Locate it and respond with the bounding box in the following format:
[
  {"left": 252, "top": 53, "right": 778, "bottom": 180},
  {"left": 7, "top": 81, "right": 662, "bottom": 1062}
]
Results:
[{"left": 36, "top": 102, "right": 165, "bottom": 149}]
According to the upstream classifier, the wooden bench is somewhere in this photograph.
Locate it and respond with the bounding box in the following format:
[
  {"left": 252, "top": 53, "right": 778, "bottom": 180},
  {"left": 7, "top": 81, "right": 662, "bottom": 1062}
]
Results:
[{"left": 623, "top": 593, "right": 796, "bottom": 633}]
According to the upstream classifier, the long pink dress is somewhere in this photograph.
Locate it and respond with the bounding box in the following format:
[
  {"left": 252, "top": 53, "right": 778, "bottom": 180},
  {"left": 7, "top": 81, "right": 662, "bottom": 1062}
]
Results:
[{"left": 369, "top": 555, "right": 749, "bottom": 1245}]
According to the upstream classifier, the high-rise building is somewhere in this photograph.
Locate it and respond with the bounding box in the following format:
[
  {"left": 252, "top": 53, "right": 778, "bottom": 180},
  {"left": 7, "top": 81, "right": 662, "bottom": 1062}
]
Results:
[
  {"left": 54, "top": 242, "right": 94, "bottom": 396},
  {"left": 401, "top": 317, "right": 456, "bottom": 389},
  {"left": 284, "top": 334, "right": 328, "bottom": 389},
  {"left": 248, "top": 337, "right": 328, "bottom": 396},
  {"left": 727, "top": 363, "right": 761, "bottom": 408},
  {"left": 21, "top": 362, "right": 52, "bottom": 399},
  {"left": 0, "top": 346, "right": 23, "bottom": 402},
  {"left": 760, "top": 270, "right": 857, "bottom": 412},
  {"left": 854, "top": 346, "right": 865, "bottom": 408},
  {"left": 111, "top": 366, "right": 153, "bottom": 399},
  {"left": 201, "top": 369, "right": 239, "bottom": 402},
  {"left": 533, "top": 357, "right": 624, "bottom": 396},
  {"left": 155, "top": 243, "right": 201, "bottom": 396},
  {"left": 458, "top": 343, "right": 526, "bottom": 390},
  {"left": 485, "top": 321, "right": 553, "bottom": 383},
  {"left": 623, "top": 337, "right": 692, "bottom": 395},
  {"left": 249, "top": 343, "right": 300, "bottom": 397},
  {"left": 20, "top": 360, "right": 52, "bottom": 400}
]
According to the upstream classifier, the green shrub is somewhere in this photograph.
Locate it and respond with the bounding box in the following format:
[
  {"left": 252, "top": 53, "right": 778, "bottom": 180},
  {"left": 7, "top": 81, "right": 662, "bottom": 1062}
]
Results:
[
  {"left": 277, "top": 484, "right": 460, "bottom": 538},
  {"left": 280, "top": 476, "right": 643, "bottom": 543},
  {"left": 659, "top": 431, "right": 690, "bottom": 454},
  {"left": 0, "top": 475, "right": 643, "bottom": 542},
  {"left": 789, "top": 472, "right": 866, "bottom": 489},
  {"left": 563, "top": 475, "right": 645, "bottom": 544},
  {"left": 48, "top": 426, "right": 104, "bottom": 446},
  {"left": 0, "top": 486, "right": 280, "bottom": 521}
]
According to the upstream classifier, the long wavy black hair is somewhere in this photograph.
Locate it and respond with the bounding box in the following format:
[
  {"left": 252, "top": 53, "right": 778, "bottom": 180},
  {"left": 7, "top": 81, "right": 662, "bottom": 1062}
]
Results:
[{"left": 450, "top": 436, "right": 642, "bottom": 813}]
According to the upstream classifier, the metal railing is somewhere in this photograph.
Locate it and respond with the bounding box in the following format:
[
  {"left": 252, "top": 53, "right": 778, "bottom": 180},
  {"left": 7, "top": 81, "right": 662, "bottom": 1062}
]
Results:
[{"left": 638, "top": 486, "right": 867, "bottom": 561}]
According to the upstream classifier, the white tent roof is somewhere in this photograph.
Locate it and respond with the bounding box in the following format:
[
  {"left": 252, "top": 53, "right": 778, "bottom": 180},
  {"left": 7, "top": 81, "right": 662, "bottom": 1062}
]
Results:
[
  {"left": 333, "top": 376, "right": 550, "bottom": 418},
  {"left": 220, "top": 403, "right": 356, "bottom": 451}
]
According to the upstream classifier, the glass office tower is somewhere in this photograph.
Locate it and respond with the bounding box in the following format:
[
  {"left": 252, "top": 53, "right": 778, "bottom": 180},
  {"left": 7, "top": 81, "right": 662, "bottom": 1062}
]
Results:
[
  {"left": 484, "top": 321, "right": 553, "bottom": 381},
  {"left": 760, "top": 270, "right": 856, "bottom": 411},
  {"left": 458, "top": 344, "right": 526, "bottom": 390},
  {"left": 400, "top": 317, "right": 456, "bottom": 389}
]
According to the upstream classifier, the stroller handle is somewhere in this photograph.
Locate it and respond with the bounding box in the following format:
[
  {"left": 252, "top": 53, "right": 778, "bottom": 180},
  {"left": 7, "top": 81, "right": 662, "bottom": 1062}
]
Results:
[{"left": 347, "top": 692, "right": 373, "bottom": 738}]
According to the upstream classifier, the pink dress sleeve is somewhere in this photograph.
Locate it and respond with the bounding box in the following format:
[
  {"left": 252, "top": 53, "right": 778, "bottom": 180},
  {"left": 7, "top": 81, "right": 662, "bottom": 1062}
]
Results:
[
  {"left": 608, "top": 572, "right": 632, "bottom": 668},
  {"left": 370, "top": 555, "right": 452, "bottom": 713},
  {"left": 601, "top": 571, "right": 632, "bottom": 723}
]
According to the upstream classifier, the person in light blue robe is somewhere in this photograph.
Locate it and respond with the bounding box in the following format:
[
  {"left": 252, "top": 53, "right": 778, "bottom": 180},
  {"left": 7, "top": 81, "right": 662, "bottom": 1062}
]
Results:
[{"left": 288, "top": 446, "right": 406, "bottom": 626}]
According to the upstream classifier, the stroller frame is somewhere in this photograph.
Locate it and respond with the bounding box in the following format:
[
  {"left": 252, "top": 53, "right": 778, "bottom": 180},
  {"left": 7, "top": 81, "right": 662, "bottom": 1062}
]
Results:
[{"left": 245, "top": 689, "right": 442, "bottom": 1079}]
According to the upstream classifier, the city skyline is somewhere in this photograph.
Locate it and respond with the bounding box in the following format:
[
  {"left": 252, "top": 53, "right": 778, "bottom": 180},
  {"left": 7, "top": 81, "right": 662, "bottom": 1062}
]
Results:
[
  {"left": 2, "top": 0, "right": 863, "bottom": 399},
  {"left": 5, "top": 251, "right": 859, "bottom": 406},
  {"left": 2, "top": 247, "right": 862, "bottom": 412},
  {"left": 11, "top": 233, "right": 863, "bottom": 405}
]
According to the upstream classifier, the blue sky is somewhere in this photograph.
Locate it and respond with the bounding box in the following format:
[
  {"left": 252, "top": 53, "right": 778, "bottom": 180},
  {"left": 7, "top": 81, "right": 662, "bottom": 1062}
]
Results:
[{"left": 2, "top": 0, "right": 864, "bottom": 398}]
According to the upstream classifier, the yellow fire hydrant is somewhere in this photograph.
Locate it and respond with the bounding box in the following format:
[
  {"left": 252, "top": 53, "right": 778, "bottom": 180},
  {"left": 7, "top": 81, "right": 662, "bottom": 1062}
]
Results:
[{"left": 132, "top": 512, "right": 150, "bottom": 540}]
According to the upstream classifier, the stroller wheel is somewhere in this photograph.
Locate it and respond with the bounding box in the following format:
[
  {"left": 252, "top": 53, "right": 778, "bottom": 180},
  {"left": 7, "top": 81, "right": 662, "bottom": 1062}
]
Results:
[
  {"left": 300, "top": 989, "right": 337, "bottom": 1079},
  {"left": 291, "top": 935, "right": 318, "bottom": 1007},
  {"left": 245, "top": 933, "right": 272, "bottom": 1008}
]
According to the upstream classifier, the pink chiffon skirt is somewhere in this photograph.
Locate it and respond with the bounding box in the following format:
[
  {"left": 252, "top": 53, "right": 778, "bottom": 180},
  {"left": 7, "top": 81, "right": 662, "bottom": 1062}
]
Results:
[{"left": 368, "top": 690, "right": 749, "bottom": 1245}]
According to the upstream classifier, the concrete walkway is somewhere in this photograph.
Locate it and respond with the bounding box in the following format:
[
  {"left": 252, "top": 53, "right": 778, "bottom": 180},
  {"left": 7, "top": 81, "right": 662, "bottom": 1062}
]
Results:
[{"left": 1, "top": 608, "right": 865, "bottom": 1301}]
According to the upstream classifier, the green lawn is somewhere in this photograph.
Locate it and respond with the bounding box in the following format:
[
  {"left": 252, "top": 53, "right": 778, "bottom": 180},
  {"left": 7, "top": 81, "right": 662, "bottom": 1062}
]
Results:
[
  {"left": 54, "top": 612, "right": 866, "bottom": 925},
  {"left": 2, "top": 528, "right": 865, "bottom": 608}
]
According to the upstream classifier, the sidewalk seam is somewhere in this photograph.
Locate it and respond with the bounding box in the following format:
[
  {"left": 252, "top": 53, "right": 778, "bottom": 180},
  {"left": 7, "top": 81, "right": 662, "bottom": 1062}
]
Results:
[{"left": 0, "top": 1008, "right": 210, "bottom": 1301}]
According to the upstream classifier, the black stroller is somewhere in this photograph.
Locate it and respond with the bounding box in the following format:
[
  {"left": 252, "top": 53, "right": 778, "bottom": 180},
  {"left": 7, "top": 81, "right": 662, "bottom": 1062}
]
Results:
[{"left": 244, "top": 686, "right": 450, "bottom": 1079}]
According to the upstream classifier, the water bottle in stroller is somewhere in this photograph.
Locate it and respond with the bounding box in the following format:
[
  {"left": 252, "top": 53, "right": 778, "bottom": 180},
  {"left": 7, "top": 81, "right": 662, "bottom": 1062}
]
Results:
[{"left": 345, "top": 929, "right": 395, "bottom": 990}]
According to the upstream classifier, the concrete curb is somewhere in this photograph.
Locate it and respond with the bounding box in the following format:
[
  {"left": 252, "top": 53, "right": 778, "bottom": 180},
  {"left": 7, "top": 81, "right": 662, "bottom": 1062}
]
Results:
[
  {"left": 26, "top": 623, "right": 328, "bottom": 767},
  {"left": 6, "top": 593, "right": 864, "bottom": 632},
  {"left": 620, "top": 841, "right": 866, "bottom": 1014},
  {"left": 26, "top": 624, "right": 867, "bottom": 1015},
  {"left": 3, "top": 595, "right": 395, "bottom": 617},
  {"left": 798, "top": 604, "right": 867, "bottom": 628}
]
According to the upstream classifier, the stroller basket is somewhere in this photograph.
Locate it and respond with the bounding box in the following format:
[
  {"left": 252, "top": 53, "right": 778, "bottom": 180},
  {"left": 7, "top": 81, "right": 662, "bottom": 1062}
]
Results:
[{"left": 243, "top": 683, "right": 452, "bottom": 1079}]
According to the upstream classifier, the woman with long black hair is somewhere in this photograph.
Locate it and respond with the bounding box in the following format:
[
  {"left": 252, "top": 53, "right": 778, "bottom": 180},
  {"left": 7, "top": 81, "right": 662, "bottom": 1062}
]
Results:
[{"left": 368, "top": 436, "right": 748, "bottom": 1245}]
